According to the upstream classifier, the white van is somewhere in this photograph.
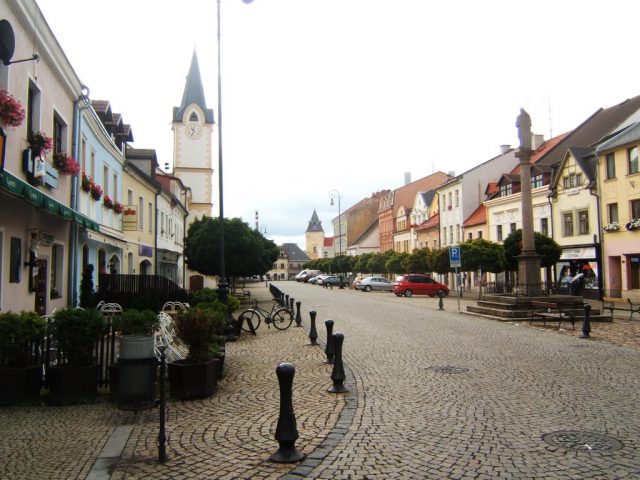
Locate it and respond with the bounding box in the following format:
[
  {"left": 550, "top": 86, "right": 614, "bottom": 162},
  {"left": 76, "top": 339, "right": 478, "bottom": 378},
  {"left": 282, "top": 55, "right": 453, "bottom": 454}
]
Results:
[{"left": 295, "top": 269, "right": 320, "bottom": 281}]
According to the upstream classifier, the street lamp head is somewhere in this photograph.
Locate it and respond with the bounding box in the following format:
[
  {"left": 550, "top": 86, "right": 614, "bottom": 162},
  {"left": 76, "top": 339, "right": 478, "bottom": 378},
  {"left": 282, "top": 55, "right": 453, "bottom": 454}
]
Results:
[{"left": 241, "top": 0, "right": 254, "bottom": 3}]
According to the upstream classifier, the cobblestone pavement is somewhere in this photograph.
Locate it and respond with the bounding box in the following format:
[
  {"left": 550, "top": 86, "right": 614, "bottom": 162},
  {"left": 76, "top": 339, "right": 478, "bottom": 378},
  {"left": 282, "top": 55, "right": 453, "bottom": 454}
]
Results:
[{"left": 1, "top": 283, "right": 638, "bottom": 479}]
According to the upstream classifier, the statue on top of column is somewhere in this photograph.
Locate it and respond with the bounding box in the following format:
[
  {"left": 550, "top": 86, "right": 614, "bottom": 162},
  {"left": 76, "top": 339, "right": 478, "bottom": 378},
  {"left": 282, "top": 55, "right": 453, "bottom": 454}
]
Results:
[{"left": 516, "top": 108, "right": 532, "bottom": 151}]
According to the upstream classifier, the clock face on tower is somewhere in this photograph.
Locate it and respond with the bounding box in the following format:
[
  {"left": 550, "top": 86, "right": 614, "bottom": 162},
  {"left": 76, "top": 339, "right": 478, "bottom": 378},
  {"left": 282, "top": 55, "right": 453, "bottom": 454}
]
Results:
[{"left": 186, "top": 122, "right": 202, "bottom": 139}]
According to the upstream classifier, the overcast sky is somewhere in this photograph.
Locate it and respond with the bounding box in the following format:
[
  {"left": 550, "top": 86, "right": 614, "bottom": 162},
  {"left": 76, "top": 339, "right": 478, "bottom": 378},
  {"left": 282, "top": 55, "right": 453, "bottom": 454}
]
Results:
[{"left": 37, "top": 0, "right": 640, "bottom": 248}]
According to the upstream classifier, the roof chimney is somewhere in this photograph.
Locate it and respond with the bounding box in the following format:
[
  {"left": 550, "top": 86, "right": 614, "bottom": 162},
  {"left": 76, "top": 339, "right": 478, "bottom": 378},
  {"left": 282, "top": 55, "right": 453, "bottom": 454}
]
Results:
[
  {"left": 533, "top": 134, "right": 544, "bottom": 150},
  {"left": 499, "top": 144, "right": 511, "bottom": 154},
  {"left": 404, "top": 172, "right": 411, "bottom": 185}
]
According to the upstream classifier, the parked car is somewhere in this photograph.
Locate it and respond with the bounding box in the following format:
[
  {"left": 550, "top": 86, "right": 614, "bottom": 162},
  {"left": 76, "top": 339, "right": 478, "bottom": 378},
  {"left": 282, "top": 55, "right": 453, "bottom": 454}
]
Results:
[
  {"left": 356, "top": 276, "right": 392, "bottom": 292},
  {"left": 351, "top": 276, "right": 365, "bottom": 290},
  {"left": 314, "top": 274, "right": 331, "bottom": 285},
  {"left": 320, "top": 275, "right": 346, "bottom": 287},
  {"left": 392, "top": 274, "right": 449, "bottom": 297},
  {"left": 308, "top": 274, "right": 324, "bottom": 284}
]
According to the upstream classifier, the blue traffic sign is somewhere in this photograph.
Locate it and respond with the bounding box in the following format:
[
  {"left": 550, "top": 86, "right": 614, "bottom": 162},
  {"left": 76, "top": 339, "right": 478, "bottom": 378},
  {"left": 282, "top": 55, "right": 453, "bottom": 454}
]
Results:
[{"left": 449, "top": 246, "right": 461, "bottom": 267}]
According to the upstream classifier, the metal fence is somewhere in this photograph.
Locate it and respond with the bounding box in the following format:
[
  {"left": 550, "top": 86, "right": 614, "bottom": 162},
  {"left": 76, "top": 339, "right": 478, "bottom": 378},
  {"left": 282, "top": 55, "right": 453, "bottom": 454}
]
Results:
[
  {"left": 96, "top": 274, "right": 189, "bottom": 310},
  {"left": 482, "top": 281, "right": 600, "bottom": 298}
]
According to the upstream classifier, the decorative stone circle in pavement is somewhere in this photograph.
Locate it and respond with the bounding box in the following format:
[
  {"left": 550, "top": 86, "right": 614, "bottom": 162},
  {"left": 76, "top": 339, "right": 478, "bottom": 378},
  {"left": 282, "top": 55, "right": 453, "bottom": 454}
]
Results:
[
  {"left": 542, "top": 431, "right": 624, "bottom": 452},
  {"left": 426, "top": 365, "right": 469, "bottom": 374}
]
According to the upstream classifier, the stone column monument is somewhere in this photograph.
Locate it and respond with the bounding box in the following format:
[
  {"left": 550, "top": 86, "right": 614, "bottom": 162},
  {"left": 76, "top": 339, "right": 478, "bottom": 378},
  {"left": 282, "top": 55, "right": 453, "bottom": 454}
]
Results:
[{"left": 515, "top": 109, "right": 542, "bottom": 294}]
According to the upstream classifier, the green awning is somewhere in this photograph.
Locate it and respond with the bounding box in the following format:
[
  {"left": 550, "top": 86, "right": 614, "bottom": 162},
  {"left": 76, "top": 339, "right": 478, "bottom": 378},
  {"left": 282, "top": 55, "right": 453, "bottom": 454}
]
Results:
[{"left": 0, "top": 170, "right": 99, "bottom": 232}]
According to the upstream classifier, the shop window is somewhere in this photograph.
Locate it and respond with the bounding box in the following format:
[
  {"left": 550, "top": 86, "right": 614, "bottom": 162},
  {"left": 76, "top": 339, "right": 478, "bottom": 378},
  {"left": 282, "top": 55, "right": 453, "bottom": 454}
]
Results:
[
  {"left": 50, "top": 244, "right": 63, "bottom": 298},
  {"left": 628, "top": 146, "right": 639, "bottom": 175},
  {"left": 629, "top": 256, "right": 640, "bottom": 289},
  {"left": 10, "top": 237, "right": 20, "bottom": 283},
  {"left": 578, "top": 210, "right": 589, "bottom": 235}
]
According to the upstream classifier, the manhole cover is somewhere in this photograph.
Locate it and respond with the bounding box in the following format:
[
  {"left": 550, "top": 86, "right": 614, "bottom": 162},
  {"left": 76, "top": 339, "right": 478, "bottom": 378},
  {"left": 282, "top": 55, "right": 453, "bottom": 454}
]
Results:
[
  {"left": 542, "top": 431, "right": 624, "bottom": 452},
  {"left": 427, "top": 365, "right": 469, "bottom": 374}
]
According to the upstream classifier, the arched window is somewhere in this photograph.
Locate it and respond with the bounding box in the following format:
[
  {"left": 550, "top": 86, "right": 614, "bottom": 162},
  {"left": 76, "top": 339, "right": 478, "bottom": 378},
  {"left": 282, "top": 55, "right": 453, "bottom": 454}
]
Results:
[{"left": 189, "top": 112, "right": 199, "bottom": 122}]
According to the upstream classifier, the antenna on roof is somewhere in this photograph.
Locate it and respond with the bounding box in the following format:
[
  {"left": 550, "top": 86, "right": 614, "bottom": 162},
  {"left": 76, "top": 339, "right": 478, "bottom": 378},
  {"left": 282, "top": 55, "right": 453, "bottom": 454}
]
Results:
[{"left": 548, "top": 97, "right": 553, "bottom": 138}]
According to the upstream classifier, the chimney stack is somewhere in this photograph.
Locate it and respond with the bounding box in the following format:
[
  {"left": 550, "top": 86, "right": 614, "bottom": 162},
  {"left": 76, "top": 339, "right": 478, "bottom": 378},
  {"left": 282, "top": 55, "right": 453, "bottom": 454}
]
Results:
[
  {"left": 404, "top": 172, "right": 411, "bottom": 185},
  {"left": 499, "top": 144, "right": 511, "bottom": 154}
]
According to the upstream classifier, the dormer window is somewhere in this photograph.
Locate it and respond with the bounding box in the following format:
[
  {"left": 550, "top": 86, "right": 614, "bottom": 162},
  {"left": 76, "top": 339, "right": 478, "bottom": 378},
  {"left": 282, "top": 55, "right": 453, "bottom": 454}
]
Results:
[
  {"left": 500, "top": 184, "right": 512, "bottom": 196},
  {"left": 189, "top": 112, "right": 199, "bottom": 122}
]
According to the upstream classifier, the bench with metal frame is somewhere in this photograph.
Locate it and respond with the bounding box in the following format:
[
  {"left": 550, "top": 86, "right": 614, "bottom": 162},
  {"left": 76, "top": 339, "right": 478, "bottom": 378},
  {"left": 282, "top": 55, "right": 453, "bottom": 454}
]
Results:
[
  {"left": 601, "top": 297, "right": 640, "bottom": 320},
  {"left": 530, "top": 300, "right": 577, "bottom": 330}
]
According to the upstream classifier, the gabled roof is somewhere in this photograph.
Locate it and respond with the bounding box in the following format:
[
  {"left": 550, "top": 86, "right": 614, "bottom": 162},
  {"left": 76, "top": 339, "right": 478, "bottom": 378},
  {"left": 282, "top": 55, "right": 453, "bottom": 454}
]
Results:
[
  {"left": 173, "top": 51, "right": 215, "bottom": 124},
  {"left": 393, "top": 172, "right": 450, "bottom": 218},
  {"left": 306, "top": 209, "right": 323, "bottom": 232},
  {"left": 419, "top": 190, "right": 436, "bottom": 209},
  {"left": 549, "top": 147, "right": 597, "bottom": 192},
  {"left": 415, "top": 212, "right": 439, "bottom": 231},
  {"left": 351, "top": 219, "right": 378, "bottom": 245},
  {"left": 596, "top": 121, "right": 640, "bottom": 153},
  {"left": 463, "top": 204, "right": 486, "bottom": 227},
  {"left": 281, "top": 243, "right": 311, "bottom": 262}
]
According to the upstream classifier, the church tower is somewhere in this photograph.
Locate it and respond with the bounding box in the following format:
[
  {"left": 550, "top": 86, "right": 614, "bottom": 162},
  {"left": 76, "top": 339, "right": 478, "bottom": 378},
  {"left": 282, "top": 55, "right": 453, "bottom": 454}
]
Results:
[
  {"left": 305, "top": 210, "right": 325, "bottom": 260},
  {"left": 172, "top": 51, "right": 216, "bottom": 289},
  {"left": 172, "top": 51, "right": 214, "bottom": 224}
]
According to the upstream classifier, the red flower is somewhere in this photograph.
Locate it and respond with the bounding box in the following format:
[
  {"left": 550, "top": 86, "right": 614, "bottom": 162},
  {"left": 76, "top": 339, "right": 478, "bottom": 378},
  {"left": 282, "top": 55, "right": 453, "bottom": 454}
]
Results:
[
  {"left": 90, "top": 182, "right": 103, "bottom": 201},
  {"left": 27, "top": 130, "right": 53, "bottom": 156},
  {"left": 113, "top": 201, "right": 124, "bottom": 214},
  {"left": 53, "top": 152, "right": 80, "bottom": 176},
  {"left": 81, "top": 172, "right": 92, "bottom": 192},
  {"left": 0, "top": 90, "right": 25, "bottom": 128}
]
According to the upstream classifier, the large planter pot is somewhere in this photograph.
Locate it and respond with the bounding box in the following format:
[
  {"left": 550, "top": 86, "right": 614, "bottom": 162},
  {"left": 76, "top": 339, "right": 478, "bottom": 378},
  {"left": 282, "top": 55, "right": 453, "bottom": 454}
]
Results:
[
  {"left": 119, "top": 335, "right": 155, "bottom": 360},
  {"left": 215, "top": 352, "right": 225, "bottom": 381},
  {"left": 112, "top": 358, "right": 157, "bottom": 411},
  {"left": 168, "top": 358, "right": 219, "bottom": 400},
  {"left": 46, "top": 365, "right": 99, "bottom": 405},
  {"left": 0, "top": 365, "right": 42, "bottom": 405}
]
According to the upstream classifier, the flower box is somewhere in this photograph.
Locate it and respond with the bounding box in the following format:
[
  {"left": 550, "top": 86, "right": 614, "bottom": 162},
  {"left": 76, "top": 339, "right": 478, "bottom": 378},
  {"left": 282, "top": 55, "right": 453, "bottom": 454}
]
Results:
[
  {"left": 103, "top": 195, "right": 114, "bottom": 209},
  {"left": 27, "top": 131, "right": 53, "bottom": 157},
  {"left": 81, "top": 172, "right": 92, "bottom": 193},
  {"left": 626, "top": 219, "right": 640, "bottom": 231},
  {"left": 0, "top": 90, "right": 25, "bottom": 128},
  {"left": 114, "top": 201, "right": 124, "bottom": 214},
  {"left": 90, "top": 183, "right": 103, "bottom": 201},
  {"left": 53, "top": 152, "right": 80, "bottom": 176},
  {"left": 603, "top": 222, "right": 620, "bottom": 232}
]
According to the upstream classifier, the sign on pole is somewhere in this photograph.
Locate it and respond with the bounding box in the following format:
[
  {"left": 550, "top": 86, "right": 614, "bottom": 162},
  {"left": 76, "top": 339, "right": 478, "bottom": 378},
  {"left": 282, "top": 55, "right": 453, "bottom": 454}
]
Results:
[{"left": 449, "top": 246, "right": 461, "bottom": 268}]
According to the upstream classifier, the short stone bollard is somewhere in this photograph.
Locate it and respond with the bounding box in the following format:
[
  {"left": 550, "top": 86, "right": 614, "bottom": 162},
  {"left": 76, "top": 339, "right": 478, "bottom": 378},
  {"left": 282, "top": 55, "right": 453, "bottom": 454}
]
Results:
[
  {"left": 270, "top": 363, "right": 305, "bottom": 463},
  {"left": 581, "top": 303, "right": 592, "bottom": 339},
  {"left": 295, "top": 301, "right": 302, "bottom": 327},
  {"left": 438, "top": 290, "right": 445, "bottom": 310},
  {"left": 324, "top": 319, "right": 335, "bottom": 364},
  {"left": 307, "top": 311, "right": 319, "bottom": 346},
  {"left": 328, "top": 332, "right": 348, "bottom": 393}
]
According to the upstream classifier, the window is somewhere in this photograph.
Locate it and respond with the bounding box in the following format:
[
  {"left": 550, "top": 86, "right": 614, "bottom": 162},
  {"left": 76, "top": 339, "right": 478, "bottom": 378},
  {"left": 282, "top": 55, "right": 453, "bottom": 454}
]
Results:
[
  {"left": 606, "top": 153, "right": 616, "bottom": 180},
  {"left": 26, "top": 80, "right": 41, "bottom": 135},
  {"left": 90, "top": 150, "right": 96, "bottom": 178},
  {"left": 441, "top": 196, "right": 446, "bottom": 211},
  {"left": 500, "top": 184, "right": 512, "bottom": 196},
  {"left": 563, "top": 212, "right": 574, "bottom": 236},
  {"left": 628, "top": 146, "right": 639, "bottom": 175},
  {"left": 455, "top": 190, "right": 459, "bottom": 207},
  {"left": 189, "top": 112, "right": 199, "bottom": 122},
  {"left": 578, "top": 210, "right": 589, "bottom": 235},
  {"left": 608, "top": 203, "right": 619, "bottom": 223},
  {"left": 449, "top": 226, "right": 453, "bottom": 244},
  {"left": 468, "top": 232, "right": 472, "bottom": 240},
  {"left": 53, "top": 112, "right": 65, "bottom": 156},
  {"left": 455, "top": 224, "right": 460, "bottom": 243},
  {"left": 127, "top": 189, "right": 133, "bottom": 206},
  {"left": 113, "top": 173, "right": 118, "bottom": 201},
  {"left": 540, "top": 217, "right": 549, "bottom": 236},
  {"left": 510, "top": 222, "right": 517, "bottom": 233},
  {"left": 497, "top": 225, "right": 503, "bottom": 241},
  {"left": 632, "top": 199, "right": 640, "bottom": 219},
  {"left": 80, "top": 136, "right": 86, "bottom": 173},
  {"left": 138, "top": 196, "right": 144, "bottom": 229},
  {"left": 563, "top": 173, "right": 583, "bottom": 189},
  {"left": 160, "top": 212, "right": 165, "bottom": 234},
  {"left": 103, "top": 165, "right": 109, "bottom": 193},
  {"left": 531, "top": 174, "right": 543, "bottom": 188},
  {"left": 448, "top": 192, "right": 452, "bottom": 209},
  {"left": 50, "top": 244, "right": 63, "bottom": 298},
  {"left": 10, "top": 237, "right": 21, "bottom": 283},
  {"left": 148, "top": 202, "right": 153, "bottom": 232},
  {"left": 477, "top": 230, "right": 482, "bottom": 239},
  {"left": 442, "top": 228, "right": 446, "bottom": 245}
]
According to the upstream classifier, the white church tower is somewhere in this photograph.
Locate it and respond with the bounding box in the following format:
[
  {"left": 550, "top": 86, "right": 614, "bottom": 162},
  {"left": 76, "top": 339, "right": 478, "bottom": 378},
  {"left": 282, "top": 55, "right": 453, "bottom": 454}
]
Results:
[{"left": 172, "top": 51, "right": 216, "bottom": 290}]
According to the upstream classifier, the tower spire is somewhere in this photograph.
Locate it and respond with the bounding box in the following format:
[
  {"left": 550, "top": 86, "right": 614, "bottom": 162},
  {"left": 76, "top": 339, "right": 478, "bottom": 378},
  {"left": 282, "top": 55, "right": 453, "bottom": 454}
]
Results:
[{"left": 172, "top": 50, "right": 214, "bottom": 124}]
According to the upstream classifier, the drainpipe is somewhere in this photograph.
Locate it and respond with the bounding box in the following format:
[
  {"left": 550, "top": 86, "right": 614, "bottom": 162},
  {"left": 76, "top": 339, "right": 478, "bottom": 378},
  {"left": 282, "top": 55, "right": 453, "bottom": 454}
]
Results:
[
  {"left": 67, "top": 85, "right": 90, "bottom": 307},
  {"left": 547, "top": 192, "right": 555, "bottom": 284},
  {"left": 590, "top": 182, "right": 604, "bottom": 299}
]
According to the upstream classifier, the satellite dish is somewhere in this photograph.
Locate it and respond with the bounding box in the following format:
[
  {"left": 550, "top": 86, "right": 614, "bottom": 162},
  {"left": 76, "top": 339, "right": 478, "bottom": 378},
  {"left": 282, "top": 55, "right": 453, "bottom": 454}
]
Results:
[{"left": 0, "top": 20, "right": 16, "bottom": 66}]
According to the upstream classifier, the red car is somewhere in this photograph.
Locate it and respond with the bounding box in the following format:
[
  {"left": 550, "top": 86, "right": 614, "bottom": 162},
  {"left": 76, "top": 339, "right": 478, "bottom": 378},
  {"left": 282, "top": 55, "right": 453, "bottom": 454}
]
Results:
[{"left": 392, "top": 274, "right": 449, "bottom": 297}]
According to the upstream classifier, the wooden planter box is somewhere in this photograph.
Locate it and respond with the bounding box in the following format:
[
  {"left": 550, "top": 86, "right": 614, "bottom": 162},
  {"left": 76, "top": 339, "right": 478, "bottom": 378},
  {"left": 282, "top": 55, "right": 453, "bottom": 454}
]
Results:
[
  {"left": 46, "top": 365, "right": 99, "bottom": 405},
  {"left": 0, "top": 365, "right": 42, "bottom": 405},
  {"left": 168, "top": 358, "right": 218, "bottom": 400}
]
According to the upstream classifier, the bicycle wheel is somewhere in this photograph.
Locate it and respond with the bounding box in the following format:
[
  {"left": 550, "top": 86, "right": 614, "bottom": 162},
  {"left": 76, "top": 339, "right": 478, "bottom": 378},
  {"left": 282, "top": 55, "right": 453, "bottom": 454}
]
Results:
[
  {"left": 239, "top": 309, "right": 261, "bottom": 332},
  {"left": 272, "top": 308, "right": 293, "bottom": 330}
]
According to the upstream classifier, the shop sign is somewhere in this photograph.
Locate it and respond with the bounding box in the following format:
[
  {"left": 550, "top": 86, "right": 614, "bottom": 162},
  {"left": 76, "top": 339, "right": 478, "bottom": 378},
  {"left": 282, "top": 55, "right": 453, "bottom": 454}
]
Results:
[
  {"left": 122, "top": 205, "right": 138, "bottom": 231},
  {"left": 560, "top": 247, "right": 595, "bottom": 260}
]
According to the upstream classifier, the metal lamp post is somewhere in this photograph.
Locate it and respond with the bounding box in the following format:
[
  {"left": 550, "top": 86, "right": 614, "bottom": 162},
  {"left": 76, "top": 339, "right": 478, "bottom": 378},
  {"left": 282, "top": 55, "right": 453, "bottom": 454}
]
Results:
[
  {"left": 216, "top": 0, "right": 253, "bottom": 336},
  {"left": 329, "top": 190, "right": 344, "bottom": 288}
]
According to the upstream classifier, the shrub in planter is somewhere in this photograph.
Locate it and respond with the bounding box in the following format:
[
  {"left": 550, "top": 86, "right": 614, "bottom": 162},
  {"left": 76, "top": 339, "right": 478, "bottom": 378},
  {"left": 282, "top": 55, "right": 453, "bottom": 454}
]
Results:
[
  {"left": 47, "top": 308, "right": 107, "bottom": 404},
  {"left": 112, "top": 309, "right": 159, "bottom": 360},
  {"left": 0, "top": 311, "right": 47, "bottom": 405}
]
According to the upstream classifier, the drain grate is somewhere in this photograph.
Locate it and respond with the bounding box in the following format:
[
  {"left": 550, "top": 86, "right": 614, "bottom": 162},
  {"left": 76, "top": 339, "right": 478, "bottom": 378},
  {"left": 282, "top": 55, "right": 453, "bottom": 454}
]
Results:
[
  {"left": 542, "top": 430, "right": 624, "bottom": 452},
  {"left": 426, "top": 365, "right": 469, "bottom": 374}
]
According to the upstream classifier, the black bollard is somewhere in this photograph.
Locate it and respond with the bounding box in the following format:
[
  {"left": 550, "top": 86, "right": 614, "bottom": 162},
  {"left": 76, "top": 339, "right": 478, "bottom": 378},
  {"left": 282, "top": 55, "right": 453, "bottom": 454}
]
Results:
[
  {"left": 157, "top": 345, "right": 168, "bottom": 463},
  {"left": 289, "top": 297, "right": 295, "bottom": 312},
  {"left": 324, "top": 320, "right": 335, "bottom": 364},
  {"left": 295, "top": 301, "right": 302, "bottom": 327},
  {"left": 328, "top": 332, "right": 348, "bottom": 393},
  {"left": 270, "top": 363, "right": 305, "bottom": 463},
  {"left": 307, "top": 311, "right": 319, "bottom": 346},
  {"left": 285, "top": 294, "right": 290, "bottom": 309},
  {"left": 581, "top": 303, "right": 592, "bottom": 339},
  {"left": 438, "top": 290, "right": 444, "bottom": 310}
]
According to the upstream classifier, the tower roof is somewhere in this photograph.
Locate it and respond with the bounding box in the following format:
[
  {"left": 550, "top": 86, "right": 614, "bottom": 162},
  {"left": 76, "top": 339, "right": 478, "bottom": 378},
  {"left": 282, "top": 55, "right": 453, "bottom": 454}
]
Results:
[
  {"left": 306, "top": 209, "right": 324, "bottom": 232},
  {"left": 173, "top": 51, "right": 215, "bottom": 124}
]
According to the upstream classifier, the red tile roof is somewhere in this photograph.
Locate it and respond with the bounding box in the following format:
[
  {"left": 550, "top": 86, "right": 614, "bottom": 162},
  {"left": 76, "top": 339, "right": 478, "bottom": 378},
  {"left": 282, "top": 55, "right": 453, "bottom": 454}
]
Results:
[
  {"left": 510, "top": 131, "right": 571, "bottom": 174},
  {"left": 415, "top": 212, "right": 439, "bottom": 231},
  {"left": 324, "top": 237, "right": 333, "bottom": 247},
  {"left": 463, "top": 204, "right": 486, "bottom": 227}
]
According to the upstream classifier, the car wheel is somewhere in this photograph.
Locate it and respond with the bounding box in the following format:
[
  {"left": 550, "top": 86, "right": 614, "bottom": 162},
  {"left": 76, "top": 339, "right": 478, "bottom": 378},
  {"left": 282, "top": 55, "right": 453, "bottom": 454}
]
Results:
[
  {"left": 404, "top": 290, "right": 413, "bottom": 297},
  {"left": 394, "top": 293, "right": 402, "bottom": 297},
  {"left": 364, "top": 285, "right": 372, "bottom": 292},
  {"left": 429, "top": 294, "right": 435, "bottom": 297}
]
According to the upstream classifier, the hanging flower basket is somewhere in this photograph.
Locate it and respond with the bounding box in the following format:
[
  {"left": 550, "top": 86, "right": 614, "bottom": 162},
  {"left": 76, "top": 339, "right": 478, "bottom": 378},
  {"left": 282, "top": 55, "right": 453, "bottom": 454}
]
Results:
[
  {"left": 103, "top": 195, "right": 114, "bottom": 209},
  {"left": 27, "top": 130, "right": 53, "bottom": 157},
  {"left": 53, "top": 152, "right": 80, "bottom": 176},
  {"left": 113, "top": 201, "right": 124, "bottom": 214},
  {"left": 90, "top": 183, "right": 103, "bottom": 201},
  {"left": 0, "top": 90, "right": 25, "bottom": 128},
  {"left": 81, "top": 172, "right": 92, "bottom": 193},
  {"left": 625, "top": 218, "right": 640, "bottom": 231},
  {"left": 603, "top": 222, "right": 620, "bottom": 232}
]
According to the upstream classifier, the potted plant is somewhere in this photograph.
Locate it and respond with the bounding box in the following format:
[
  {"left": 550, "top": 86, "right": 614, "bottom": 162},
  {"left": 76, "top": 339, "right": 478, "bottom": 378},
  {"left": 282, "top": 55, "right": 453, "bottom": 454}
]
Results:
[
  {"left": 46, "top": 308, "right": 106, "bottom": 404},
  {"left": 90, "top": 182, "right": 103, "bottom": 201},
  {"left": 103, "top": 195, "right": 114, "bottom": 209},
  {"left": 81, "top": 172, "right": 92, "bottom": 193},
  {"left": 27, "top": 130, "right": 53, "bottom": 157},
  {"left": 168, "top": 307, "right": 225, "bottom": 400},
  {"left": 113, "top": 201, "right": 124, "bottom": 214},
  {"left": 0, "top": 89, "right": 25, "bottom": 128},
  {"left": 53, "top": 152, "right": 80, "bottom": 176},
  {"left": 112, "top": 309, "right": 159, "bottom": 359},
  {"left": 0, "top": 311, "right": 47, "bottom": 405},
  {"left": 625, "top": 218, "right": 640, "bottom": 231}
]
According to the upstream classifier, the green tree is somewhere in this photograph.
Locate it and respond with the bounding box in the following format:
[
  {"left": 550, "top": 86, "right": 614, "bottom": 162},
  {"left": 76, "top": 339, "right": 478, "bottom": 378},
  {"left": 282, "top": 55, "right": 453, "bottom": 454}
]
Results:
[
  {"left": 185, "top": 216, "right": 279, "bottom": 278},
  {"left": 366, "top": 252, "right": 388, "bottom": 274},
  {"left": 459, "top": 239, "right": 505, "bottom": 273},
  {"left": 430, "top": 248, "right": 451, "bottom": 275},
  {"left": 385, "top": 252, "right": 410, "bottom": 275},
  {"left": 503, "top": 229, "right": 562, "bottom": 271},
  {"left": 404, "top": 248, "right": 431, "bottom": 273}
]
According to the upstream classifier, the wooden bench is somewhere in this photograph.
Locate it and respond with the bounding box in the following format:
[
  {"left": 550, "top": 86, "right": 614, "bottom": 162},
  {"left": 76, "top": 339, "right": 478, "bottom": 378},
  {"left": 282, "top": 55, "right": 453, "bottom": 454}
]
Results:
[
  {"left": 530, "top": 300, "right": 577, "bottom": 330},
  {"left": 231, "top": 288, "right": 251, "bottom": 299},
  {"left": 601, "top": 297, "right": 640, "bottom": 320}
]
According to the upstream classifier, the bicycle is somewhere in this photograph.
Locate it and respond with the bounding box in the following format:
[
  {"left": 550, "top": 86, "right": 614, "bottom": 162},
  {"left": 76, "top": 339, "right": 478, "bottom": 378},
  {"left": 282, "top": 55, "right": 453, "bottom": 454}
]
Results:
[{"left": 238, "top": 299, "right": 293, "bottom": 332}]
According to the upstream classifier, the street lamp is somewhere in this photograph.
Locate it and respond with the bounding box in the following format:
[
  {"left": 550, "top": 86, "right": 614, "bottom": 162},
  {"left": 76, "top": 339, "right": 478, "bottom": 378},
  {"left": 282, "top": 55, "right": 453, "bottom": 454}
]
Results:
[
  {"left": 216, "top": 0, "right": 253, "bottom": 337},
  {"left": 329, "top": 189, "right": 344, "bottom": 288}
]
